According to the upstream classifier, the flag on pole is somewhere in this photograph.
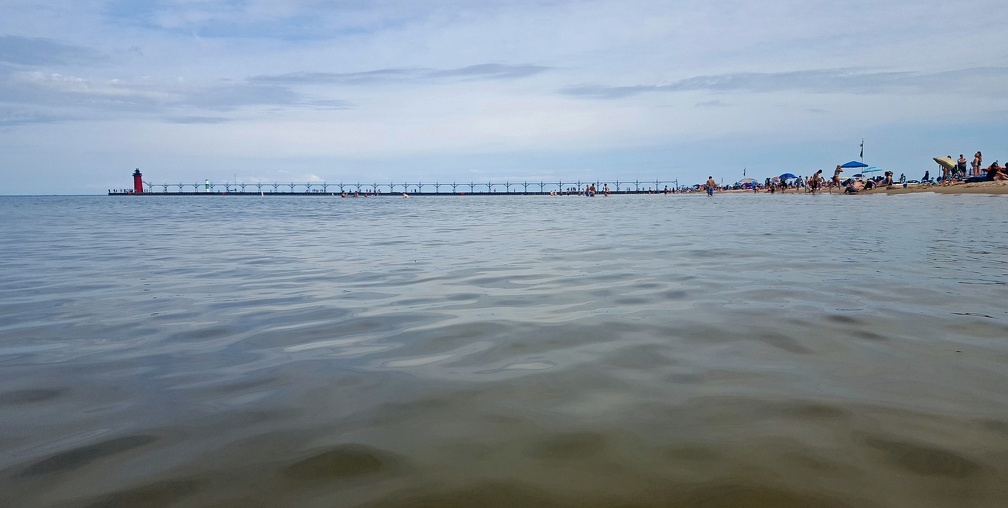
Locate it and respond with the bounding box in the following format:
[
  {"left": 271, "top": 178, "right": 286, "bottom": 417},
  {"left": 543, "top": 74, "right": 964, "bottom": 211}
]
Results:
[{"left": 860, "top": 139, "right": 864, "bottom": 159}]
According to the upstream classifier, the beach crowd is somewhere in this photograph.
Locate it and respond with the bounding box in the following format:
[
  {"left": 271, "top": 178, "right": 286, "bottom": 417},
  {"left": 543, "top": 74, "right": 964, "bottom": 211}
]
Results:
[{"left": 712, "top": 149, "right": 1007, "bottom": 195}]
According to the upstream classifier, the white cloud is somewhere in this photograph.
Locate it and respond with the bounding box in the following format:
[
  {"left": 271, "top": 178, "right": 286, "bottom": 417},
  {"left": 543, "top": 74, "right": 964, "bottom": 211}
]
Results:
[{"left": 2, "top": 1, "right": 1008, "bottom": 193}]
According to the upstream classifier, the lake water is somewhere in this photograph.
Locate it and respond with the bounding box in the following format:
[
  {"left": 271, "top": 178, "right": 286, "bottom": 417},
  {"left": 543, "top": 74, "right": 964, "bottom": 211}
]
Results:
[{"left": 1, "top": 193, "right": 1007, "bottom": 507}]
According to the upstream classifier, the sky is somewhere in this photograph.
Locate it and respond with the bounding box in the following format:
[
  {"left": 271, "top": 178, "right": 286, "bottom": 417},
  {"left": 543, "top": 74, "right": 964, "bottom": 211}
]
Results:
[{"left": 2, "top": 0, "right": 1006, "bottom": 194}]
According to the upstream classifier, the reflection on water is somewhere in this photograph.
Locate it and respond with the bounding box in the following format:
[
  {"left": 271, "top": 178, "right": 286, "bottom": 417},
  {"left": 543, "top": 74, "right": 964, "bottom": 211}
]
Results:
[{"left": 1, "top": 194, "right": 1007, "bottom": 507}]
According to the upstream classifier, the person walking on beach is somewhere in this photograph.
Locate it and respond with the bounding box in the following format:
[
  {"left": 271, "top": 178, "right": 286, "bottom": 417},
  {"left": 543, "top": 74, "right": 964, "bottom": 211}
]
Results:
[
  {"left": 831, "top": 166, "right": 843, "bottom": 192},
  {"left": 706, "top": 176, "right": 716, "bottom": 196},
  {"left": 810, "top": 169, "right": 823, "bottom": 194}
]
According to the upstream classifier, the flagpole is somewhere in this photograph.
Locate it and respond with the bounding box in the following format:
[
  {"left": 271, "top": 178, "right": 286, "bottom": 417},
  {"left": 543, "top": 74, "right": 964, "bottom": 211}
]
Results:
[{"left": 860, "top": 139, "right": 864, "bottom": 164}]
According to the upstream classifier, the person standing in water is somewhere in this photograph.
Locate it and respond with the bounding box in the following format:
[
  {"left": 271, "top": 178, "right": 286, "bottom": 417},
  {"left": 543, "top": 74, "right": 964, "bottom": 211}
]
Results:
[{"left": 706, "top": 176, "right": 716, "bottom": 196}]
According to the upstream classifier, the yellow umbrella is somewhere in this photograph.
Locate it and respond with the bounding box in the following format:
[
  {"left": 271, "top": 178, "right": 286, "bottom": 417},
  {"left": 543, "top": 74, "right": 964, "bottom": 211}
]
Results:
[{"left": 933, "top": 156, "right": 955, "bottom": 171}]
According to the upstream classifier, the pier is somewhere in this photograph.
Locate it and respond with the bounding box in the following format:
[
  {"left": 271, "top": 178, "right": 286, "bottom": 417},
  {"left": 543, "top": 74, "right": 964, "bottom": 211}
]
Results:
[{"left": 109, "top": 179, "right": 683, "bottom": 196}]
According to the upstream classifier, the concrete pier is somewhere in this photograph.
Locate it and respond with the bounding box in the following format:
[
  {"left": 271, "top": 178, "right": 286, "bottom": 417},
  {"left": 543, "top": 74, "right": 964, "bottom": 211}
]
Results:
[{"left": 109, "top": 179, "right": 683, "bottom": 196}]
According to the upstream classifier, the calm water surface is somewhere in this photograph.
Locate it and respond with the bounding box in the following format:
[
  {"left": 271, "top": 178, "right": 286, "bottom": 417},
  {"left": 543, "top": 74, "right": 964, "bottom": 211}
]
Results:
[{"left": 1, "top": 193, "right": 1007, "bottom": 507}]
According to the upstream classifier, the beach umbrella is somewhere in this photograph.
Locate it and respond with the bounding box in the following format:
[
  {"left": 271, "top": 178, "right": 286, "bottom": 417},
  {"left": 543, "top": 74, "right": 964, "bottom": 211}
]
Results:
[
  {"left": 740, "top": 177, "right": 757, "bottom": 183},
  {"left": 863, "top": 167, "right": 885, "bottom": 178},
  {"left": 933, "top": 156, "right": 955, "bottom": 171},
  {"left": 840, "top": 160, "right": 868, "bottom": 169},
  {"left": 779, "top": 172, "right": 797, "bottom": 179}
]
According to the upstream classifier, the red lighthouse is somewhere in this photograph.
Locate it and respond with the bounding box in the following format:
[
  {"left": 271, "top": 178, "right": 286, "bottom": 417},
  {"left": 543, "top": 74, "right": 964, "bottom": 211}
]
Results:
[{"left": 133, "top": 169, "right": 143, "bottom": 193}]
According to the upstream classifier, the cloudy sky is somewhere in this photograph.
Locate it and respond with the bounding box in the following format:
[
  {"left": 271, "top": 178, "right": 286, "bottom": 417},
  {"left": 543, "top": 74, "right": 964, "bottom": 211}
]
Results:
[{"left": 2, "top": 0, "right": 1006, "bottom": 194}]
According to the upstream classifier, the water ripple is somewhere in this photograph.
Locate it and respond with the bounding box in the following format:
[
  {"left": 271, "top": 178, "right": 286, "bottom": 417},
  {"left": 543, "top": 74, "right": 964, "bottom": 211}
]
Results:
[{"left": 2, "top": 195, "right": 1007, "bottom": 507}]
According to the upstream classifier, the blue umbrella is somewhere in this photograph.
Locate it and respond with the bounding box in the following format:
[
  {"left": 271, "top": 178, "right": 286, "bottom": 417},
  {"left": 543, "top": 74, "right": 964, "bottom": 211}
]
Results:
[
  {"left": 779, "top": 173, "right": 797, "bottom": 179},
  {"left": 840, "top": 160, "right": 868, "bottom": 169}
]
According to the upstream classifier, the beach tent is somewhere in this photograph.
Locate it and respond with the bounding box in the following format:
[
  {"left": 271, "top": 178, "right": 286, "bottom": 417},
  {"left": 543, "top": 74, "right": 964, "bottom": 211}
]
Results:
[{"left": 840, "top": 161, "right": 868, "bottom": 169}]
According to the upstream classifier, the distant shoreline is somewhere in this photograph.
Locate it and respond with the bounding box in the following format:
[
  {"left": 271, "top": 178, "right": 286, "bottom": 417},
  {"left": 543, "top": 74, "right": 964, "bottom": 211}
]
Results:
[{"left": 104, "top": 180, "right": 1008, "bottom": 197}]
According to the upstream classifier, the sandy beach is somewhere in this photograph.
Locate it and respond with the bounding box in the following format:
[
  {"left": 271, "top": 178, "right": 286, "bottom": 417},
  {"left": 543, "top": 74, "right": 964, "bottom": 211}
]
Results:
[
  {"left": 723, "top": 180, "right": 1008, "bottom": 195},
  {"left": 867, "top": 180, "right": 1008, "bottom": 195}
]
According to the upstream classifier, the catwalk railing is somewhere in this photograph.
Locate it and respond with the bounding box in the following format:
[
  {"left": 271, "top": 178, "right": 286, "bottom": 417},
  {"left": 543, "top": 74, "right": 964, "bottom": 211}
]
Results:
[{"left": 110, "top": 179, "right": 682, "bottom": 195}]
